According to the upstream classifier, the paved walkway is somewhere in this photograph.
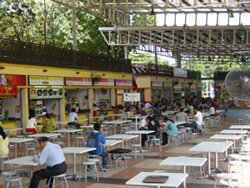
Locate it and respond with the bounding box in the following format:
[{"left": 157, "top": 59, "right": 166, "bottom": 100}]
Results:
[{"left": 1, "top": 119, "right": 250, "bottom": 188}]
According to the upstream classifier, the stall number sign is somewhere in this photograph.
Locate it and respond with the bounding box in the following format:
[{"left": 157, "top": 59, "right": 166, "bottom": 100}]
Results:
[{"left": 123, "top": 93, "right": 140, "bottom": 102}]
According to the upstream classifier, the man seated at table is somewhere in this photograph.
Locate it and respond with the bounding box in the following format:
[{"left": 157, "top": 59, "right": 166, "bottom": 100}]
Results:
[
  {"left": 147, "top": 115, "right": 160, "bottom": 138},
  {"left": 175, "top": 107, "right": 188, "bottom": 122},
  {"left": 86, "top": 123, "right": 108, "bottom": 171},
  {"left": 29, "top": 137, "right": 67, "bottom": 188}
]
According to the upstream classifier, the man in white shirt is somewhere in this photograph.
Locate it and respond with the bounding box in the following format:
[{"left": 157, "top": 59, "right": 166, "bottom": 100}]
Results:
[
  {"left": 68, "top": 108, "right": 79, "bottom": 128},
  {"left": 194, "top": 107, "right": 203, "bottom": 134},
  {"left": 29, "top": 137, "right": 67, "bottom": 188}
]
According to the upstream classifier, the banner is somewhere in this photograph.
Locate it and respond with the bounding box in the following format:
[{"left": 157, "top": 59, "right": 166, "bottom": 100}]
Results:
[
  {"left": 66, "top": 77, "right": 92, "bottom": 86},
  {"left": 29, "top": 88, "right": 64, "bottom": 100},
  {"left": 123, "top": 93, "right": 140, "bottom": 102},
  {"left": 29, "top": 76, "right": 64, "bottom": 86}
]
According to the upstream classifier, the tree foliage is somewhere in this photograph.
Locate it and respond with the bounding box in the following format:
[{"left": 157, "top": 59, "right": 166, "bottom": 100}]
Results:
[
  {"left": 181, "top": 57, "right": 250, "bottom": 77},
  {"left": 129, "top": 51, "right": 169, "bottom": 66},
  {"left": 0, "top": 0, "right": 126, "bottom": 60}
]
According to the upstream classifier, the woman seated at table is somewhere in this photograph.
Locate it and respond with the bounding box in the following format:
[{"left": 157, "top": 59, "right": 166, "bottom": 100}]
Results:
[
  {"left": 41, "top": 113, "right": 56, "bottom": 133},
  {"left": 26, "top": 109, "right": 37, "bottom": 134},
  {"left": 164, "top": 117, "right": 178, "bottom": 143},
  {"left": 0, "top": 126, "right": 9, "bottom": 157}
]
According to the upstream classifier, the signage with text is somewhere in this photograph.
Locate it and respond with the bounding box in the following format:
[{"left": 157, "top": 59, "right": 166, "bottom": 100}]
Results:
[
  {"left": 94, "top": 79, "right": 114, "bottom": 86},
  {"left": 29, "top": 76, "right": 64, "bottom": 86},
  {"left": 66, "top": 77, "right": 92, "bottom": 86},
  {"left": 123, "top": 93, "right": 140, "bottom": 102},
  {"left": 116, "top": 80, "right": 132, "bottom": 87}
]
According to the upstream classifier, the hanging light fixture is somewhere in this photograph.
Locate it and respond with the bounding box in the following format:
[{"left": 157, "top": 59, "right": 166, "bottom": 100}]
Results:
[
  {"left": 229, "top": 10, "right": 234, "bottom": 18},
  {"left": 150, "top": 5, "right": 156, "bottom": 15}
]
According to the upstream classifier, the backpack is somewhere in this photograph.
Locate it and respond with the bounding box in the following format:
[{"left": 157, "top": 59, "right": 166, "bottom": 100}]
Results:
[{"left": 86, "top": 132, "right": 99, "bottom": 153}]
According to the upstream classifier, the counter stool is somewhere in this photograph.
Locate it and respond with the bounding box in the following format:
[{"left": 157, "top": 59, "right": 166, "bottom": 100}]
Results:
[
  {"left": 81, "top": 161, "right": 99, "bottom": 182},
  {"left": 5, "top": 176, "right": 23, "bottom": 188},
  {"left": 47, "top": 173, "right": 68, "bottom": 188}
]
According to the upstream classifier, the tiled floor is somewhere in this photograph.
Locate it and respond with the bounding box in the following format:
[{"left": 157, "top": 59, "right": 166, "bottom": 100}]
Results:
[{"left": 1, "top": 119, "right": 250, "bottom": 188}]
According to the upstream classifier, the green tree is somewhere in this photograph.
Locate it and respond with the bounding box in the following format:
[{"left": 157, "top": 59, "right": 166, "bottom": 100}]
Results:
[{"left": 0, "top": 0, "right": 36, "bottom": 41}]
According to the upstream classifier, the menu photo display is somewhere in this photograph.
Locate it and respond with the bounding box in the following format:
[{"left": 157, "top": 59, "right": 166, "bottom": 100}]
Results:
[{"left": 30, "top": 88, "right": 63, "bottom": 100}]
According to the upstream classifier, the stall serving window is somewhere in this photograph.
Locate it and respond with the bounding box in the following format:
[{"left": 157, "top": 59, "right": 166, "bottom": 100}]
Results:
[
  {"left": 0, "top": 74, "right": 26, "bottom": 123},
  {"left": 66, "top": 89, "right": 89, "bottom": 113},
  {"left": 29, "top": 88, "right": 63, "bottom": 117},
  {"left": 94, "top": 88, "right": 111, "bottom": 109},
  {"left": 29, "top": 76, "right": 64, "bottom": 120}
]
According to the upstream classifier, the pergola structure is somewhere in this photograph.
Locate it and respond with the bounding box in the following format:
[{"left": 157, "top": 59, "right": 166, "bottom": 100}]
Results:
[{"left": 51, "top": 0, "right": 250, "bottom": 64}]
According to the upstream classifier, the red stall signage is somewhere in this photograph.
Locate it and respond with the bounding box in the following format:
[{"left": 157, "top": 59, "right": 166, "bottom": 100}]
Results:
[
  {"left": 0, "top": 74, "right": 26, "bottom": 86},
  {"left": 0, "top": 85, "right": 17, "bottom": 97}
]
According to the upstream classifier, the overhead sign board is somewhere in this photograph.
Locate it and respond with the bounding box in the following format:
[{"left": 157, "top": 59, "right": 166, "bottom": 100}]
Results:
[
  {"left": 174, "top": 68, "right": 187, "bottom": 78},
  {"left": 116, "top": 80, "right": 132, "bottom": 87},
  {"left": 123, "top": 93, "right": 140, "bottom": 102},
  {"left": 29, "top": 76, "right": 64, "bottom": 86},
  {"left": 66, "top": 77, "right": 92, "bottom": 86}
]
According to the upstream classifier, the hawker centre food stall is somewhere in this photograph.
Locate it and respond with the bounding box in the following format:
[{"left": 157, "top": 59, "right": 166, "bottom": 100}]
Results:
[{"left": 0, "top": 63, "right": 133, "bottom": 133}]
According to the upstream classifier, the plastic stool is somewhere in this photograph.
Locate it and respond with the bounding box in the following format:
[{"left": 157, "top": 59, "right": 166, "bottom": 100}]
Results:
[
  {"left": 149, "top": 138, "right": 162, "bottom": 152},
  {"left": 87, "top": 155, "right": 103, "bottom": 172},
  {"left": 81, "top": 161, "right": 99, "bottom": 182},
  {"left": 47, "top": 173, "right": 68, "bottom": 188},
  {"left": 185, "top": 127, "right": 192, "bottom": 137},
  {"left": 0, "top": 155, "right": 8, "bottom": 171},
  {"left": 213, "top": 173, "right": 233, "bottom": 188},
  {"left": 5, "top": 177, "right": 23, "bottom": 188},
  {"left": 131, "top": 144, "right": 141, "bottom": 159}
]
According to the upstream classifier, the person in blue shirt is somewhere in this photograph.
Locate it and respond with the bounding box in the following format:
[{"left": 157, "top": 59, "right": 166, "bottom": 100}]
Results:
[
  {"left": 87, "top": 123, "right": 108, "bottom": 171},
  {"left": 29, "top": 137, "right": 67, "bottom": 188},
  {"left": 164, "top": 117, "right": 179, "bottom": 138}
]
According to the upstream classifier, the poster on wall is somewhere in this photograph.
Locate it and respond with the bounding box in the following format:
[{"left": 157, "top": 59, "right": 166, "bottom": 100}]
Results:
[
  {"left": 29, "top": 88, "right": 64, "bottom": 100},
  {"left": 123, "top": 93, "right": 140, "bottom": 102},
  {"left": 29, "top": 76, "right": 64, "bottom": 86}
]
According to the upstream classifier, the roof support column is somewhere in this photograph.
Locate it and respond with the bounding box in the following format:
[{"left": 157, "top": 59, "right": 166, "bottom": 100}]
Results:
[{"left": 175, "top": 52, "right": 181, "bottom": 68}]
